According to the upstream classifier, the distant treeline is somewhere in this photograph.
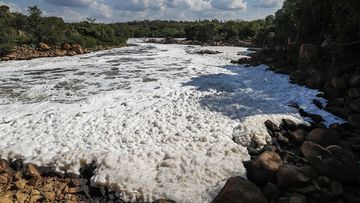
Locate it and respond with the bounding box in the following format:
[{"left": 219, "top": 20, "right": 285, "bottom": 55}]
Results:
[
  {"left": 119, "top": 18, "right": 276, "bottom": 44},
  {"left": 0, "top": 5, "right": 129, "bottom": 55},
  {"left": 2, "top": 1, "right": 359, "bottom": 57},
  {"left": 0, "top": 4, "right": 277, "bottom": 56}
]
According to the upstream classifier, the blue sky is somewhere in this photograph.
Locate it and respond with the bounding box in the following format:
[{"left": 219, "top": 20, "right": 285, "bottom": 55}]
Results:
[{"left": 0, "top": 0, "right": 283, "bottom": 22}]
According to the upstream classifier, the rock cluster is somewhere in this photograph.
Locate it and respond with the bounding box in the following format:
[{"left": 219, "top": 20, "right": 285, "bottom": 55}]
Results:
[
  {"left": 196, "top": 50, "right": 222, "bottom": 55},
  {"left": 232, "top": 44, "right": 360, "bottom": 129},
  {"left": 0, "top": 43, "right": 90, "bottom": 61},
  {"left": 214, "top": 117, "right": 360, "bottom": 203},
  {"left": 0, "top": 160, "right": 173, "bottom": 203}
]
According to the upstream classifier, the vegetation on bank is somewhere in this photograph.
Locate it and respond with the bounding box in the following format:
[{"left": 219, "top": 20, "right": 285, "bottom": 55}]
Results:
[
  {"left": 274, "top": 0, "right": 360, "bottom": 58},
  {"left": 0, "top": 5, "right": 129, "bottom": 56},
  {"left": 0, "top": 4, "right": 277, "bottom": 56},
  {"left": 1, "top": 1, "right": 359, "bottom": 58}
]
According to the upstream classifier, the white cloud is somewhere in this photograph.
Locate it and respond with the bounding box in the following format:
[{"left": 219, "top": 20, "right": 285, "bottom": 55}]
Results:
[
  {"left": 44, "top": 0, "right": 98, "bottom": 8},
  {"left": 211, "top": 0, "right": 246, "bottom": 11},
  {"left": 255, "top": 0, "right": 283, "bottom": 8}
]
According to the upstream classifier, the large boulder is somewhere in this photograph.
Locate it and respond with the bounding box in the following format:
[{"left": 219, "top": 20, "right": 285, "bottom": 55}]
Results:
[
  {"left": 323, "top": 81, "right": 339, "bottom": 99},
  {"left": 213, "top": 177, "right": 267, "bottom": 203},
  {"left": 306, "top": 128, "right": 343, "bottom": 147},
  {"left": 287, "top": 129, "right": 307, "bottom": 144},
  {"left": 289, "top": 70, "right": 309, "bottom": 85},
  {"left": 306, "top": 71, "right": 327, "bottom": 89},
  {"left": 331, "top": 75, "right": 349, "bottom": 90},
  {"left": 244, "top": 151, "right": 283, "bottom": 186},
  {"left": 349, "top": 75, "right": 360, "bottom": 87},
  {"left": 277, "top": 165, "right": 311, "bottom": 189},
  {"left": 301, "top": 141, "right": 360, "bottom": 184},
  {"left": 349, "top": 98, "right": 360, "bottom": 112},
  {"left": 348, "top": 88, "right": 360, "bottom": 98},
  {"left": 326, "top": 105, "right": 351, "bottom": 118},
  {"left": 299, "top": 44, "right": 320, "bottom": 64}
]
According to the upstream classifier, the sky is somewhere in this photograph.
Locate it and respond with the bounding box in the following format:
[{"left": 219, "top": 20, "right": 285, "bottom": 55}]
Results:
[{"left": 0, "top": 0, "right": 284, "bottom": 22}]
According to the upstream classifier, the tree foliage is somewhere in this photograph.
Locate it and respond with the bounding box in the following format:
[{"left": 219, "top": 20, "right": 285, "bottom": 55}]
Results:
[
  {"left": 0, "top": 5, "right": 129, "bottom": 56},
  {"left": 274, "top": 0, "right": 360, "bottom": 47}
]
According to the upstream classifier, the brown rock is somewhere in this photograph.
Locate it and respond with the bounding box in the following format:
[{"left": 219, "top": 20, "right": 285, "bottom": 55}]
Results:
[
  {"left": 306, "top": 128, "right": 343, "bottom": 147},
  {"left": 40, "top": 183, "right": 53, "bottom": 192},
  {"left": 326, "top": 105, "right": 351, "bottom": 118},
  {"left": 280, "top": 119, "right": 298, "bottom": 131},
  {"left": 288, "top": 129, "right": 307, "bottom": 144},
  {"left": 265, "top": 120, "right": 280, "bottom": 136},
  {"left": 290, "top": 70, "right": 309, "bottom": 85},
  {"left": 349, "top": 98, "right": 360, "bottom": 112},
  {"left": 29, "top": 194, "right": 42, "bottom": 203},
  {"left": 67, "top": 51, "right": 77, "bottom": 56},
  {"left": 16, "top": 191, "right": 27, "bottom": 203},
  {"left": 0, "top": 197, "right": 13, "bottom": 203},
  {"left": 299, "top": 44, "right": 319, "bottom": 64},
  {"left": 38, "top": 43, "right": 51, "bottom": 51},
  {"left": 262, "top": 182, "right": 281, "bottom": 200},
  {"left": 62, "top": 43, "right": 72, "bottom": 50},
  {"left": 44, "top": 191, "right": 56, "bottom": 201},
  {"left": 244, "top": 151, "right": 283, "bottom": 186},
  {"left": 330, "top": 180, "right": 343, "bottom": 195},
  {"left": 27, "top": 177, "right": 42, "bottom": 187},
  {"left": 289, "top": 194, "right": 306, "bottom": 203},
  {"left": 306, "top": 71, "right": 327, "bottom": 89},
  {"left": 213, "top": 176, "right": 267, "bottom": 203},
  {"left": 331, "top": 76, "right": 348, "bottom": 90},
  {"left": 350, "top": 75, "right": 360, "bottom": 87},
  {"left": 348, "top": 88, "right": 360, "bottom": 98},
  {"left": 25, "top": 163, "right": 41, "bottom": 177},
  {"left": 301, "top": 141, "right": 360, "bottom": 184},
  {"left": 277, "top": 164, "right": 311, "bottom": 189},
  {"left": 68, "top": 187, "right": 83, "bottom": 193},
  {"left": 348, "top": 114, "right": 360, "bottom": 128},
  {"left": 72, "top": 44, "right": 83, "bottom": 54},
  {"left": 15, "top": 179, "right": 28, "bottom": 190},
  {"left": 6, "top": 53, "right": 16, "bottom": 60},
  {"left": 0, "top": 174, "right": 9, "bottom": 184},
  {"left": 323, "top": 82, "right": 339, "bottom": 99},
  {"left": 0, "top": 159, "right": 9, "bottom": 172}
]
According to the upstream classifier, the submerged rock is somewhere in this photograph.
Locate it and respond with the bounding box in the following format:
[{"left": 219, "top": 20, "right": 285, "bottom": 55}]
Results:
[{"left": 196, "top": 50, "right": 222, "bottom": 55}]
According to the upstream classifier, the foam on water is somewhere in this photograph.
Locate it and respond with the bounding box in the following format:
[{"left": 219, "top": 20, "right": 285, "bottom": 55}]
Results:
[{"left": 0, "top": 39, "right": 343, "bottom": 202}]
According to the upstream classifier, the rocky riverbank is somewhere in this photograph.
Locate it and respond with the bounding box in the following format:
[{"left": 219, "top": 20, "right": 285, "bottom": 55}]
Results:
[
  {"left": 0, "top": 159, "right": 175, "bottom": 203},
  {"left": 231, "top": 44, "right": 360, "bottom": 129},
  {"left": 0, "top": 43, "right": 124, "bottom": 61},
  {"left": 214, "top": 43, "right": 360, "bottom": 203},
  {"left": 214, "top": 116, "right": 360, "bottom": 203}
]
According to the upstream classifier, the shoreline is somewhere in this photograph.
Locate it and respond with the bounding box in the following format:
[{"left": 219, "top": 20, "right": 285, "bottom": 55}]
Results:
[{"left": 0, "top": 43, "right": 125, "bottom": 62}]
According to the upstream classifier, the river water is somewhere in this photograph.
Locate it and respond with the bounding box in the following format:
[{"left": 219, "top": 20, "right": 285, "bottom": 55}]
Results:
[{"left": 0, "top": 39, "right": 342, "bottom": 202}]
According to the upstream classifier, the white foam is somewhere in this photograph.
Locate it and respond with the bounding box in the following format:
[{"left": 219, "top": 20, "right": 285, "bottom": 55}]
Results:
[{"left": 0, "top": 39, "right": 343, "bottom": 202}]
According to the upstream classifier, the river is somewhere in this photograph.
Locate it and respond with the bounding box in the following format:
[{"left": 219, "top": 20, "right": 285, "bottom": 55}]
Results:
[{"left": 0, "top": 39, "right": 342, "bottom": 202}]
